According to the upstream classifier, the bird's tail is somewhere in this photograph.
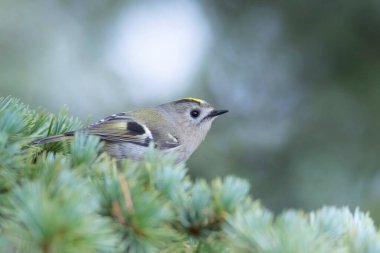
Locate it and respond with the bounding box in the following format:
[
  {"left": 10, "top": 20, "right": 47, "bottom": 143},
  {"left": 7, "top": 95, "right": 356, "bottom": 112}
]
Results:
[{"left": 32, "top": 134, "right": 73, "bottom": 145}]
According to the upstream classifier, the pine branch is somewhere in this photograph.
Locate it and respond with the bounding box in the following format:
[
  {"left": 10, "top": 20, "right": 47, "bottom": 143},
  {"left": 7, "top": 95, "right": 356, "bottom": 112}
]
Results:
[{"left": 1, "top": 96, "right": 380, "bottom": 253}]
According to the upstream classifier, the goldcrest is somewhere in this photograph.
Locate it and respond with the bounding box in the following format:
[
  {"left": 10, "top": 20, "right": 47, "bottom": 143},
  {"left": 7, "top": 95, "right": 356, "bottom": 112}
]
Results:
[{"left": 33, "top": 98, "right": 228, "bottom": 163}]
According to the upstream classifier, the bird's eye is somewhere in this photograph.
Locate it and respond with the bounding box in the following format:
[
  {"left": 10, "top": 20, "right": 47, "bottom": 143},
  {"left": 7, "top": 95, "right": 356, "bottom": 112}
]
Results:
[{"left": 190, "top": 109, "right": 200, "bottom": 118}]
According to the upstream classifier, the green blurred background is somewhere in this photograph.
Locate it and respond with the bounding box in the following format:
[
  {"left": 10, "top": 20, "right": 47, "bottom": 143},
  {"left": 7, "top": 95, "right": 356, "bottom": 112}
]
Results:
[{"left": 2, "top": 1, "right": 380, "bottom": 222}]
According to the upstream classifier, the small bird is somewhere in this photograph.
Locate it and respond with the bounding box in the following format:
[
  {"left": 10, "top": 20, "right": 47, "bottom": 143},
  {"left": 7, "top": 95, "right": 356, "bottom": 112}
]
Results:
[{"left": 32, "top": 98, "right": 228, "bottom": 163}]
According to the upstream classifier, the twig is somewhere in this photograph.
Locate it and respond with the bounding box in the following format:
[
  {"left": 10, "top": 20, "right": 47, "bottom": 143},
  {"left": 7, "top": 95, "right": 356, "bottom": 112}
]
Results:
[
  {"left": 118, "top": 174, "right": 134, "bottom": 212},
  {"left": 111, "top": 201, "right": 125, "bottom": 224}
]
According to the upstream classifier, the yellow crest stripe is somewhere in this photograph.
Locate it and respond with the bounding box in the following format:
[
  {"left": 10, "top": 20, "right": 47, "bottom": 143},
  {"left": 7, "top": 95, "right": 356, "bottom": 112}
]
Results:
[{"left": 180, "top": 97, "right": 206, "bottom": 104}]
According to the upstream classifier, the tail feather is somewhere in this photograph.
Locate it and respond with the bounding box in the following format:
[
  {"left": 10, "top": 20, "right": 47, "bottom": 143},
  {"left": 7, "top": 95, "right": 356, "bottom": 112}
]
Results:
[{"left": 32, "top": 135, "right": 73, "bottom": 145}]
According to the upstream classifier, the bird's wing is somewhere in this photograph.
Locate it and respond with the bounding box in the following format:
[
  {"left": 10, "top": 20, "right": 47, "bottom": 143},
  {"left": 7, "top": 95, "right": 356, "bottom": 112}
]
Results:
[{"left": 66, "top": 113, "right": 180, "bottom": 149}]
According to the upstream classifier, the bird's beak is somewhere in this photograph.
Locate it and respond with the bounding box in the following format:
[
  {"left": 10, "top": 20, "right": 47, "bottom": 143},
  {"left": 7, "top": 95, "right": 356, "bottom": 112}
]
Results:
[{"left": 207, "top": 109, "right": 229, "bottom": 118}]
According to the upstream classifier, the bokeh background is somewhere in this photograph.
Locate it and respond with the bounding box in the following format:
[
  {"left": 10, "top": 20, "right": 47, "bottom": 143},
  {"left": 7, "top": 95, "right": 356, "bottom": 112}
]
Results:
[{"left": 2, "top": 1, "right": 380, "bottom": 222}]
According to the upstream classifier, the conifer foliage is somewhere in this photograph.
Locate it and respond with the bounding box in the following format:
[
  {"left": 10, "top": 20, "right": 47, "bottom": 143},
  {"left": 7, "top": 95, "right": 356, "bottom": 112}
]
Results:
[{"left": 0, "top": 96, "right": 380, "bottom": 253}]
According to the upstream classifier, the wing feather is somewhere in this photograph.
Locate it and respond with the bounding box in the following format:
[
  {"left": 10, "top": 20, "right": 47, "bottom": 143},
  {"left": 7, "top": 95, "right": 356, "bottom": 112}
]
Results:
[
  {"left": 76, "top": 114, "right": 152, "bottom": 146},
  {"left": 69, "top": 113, "right": 180, "bottom": 150}
]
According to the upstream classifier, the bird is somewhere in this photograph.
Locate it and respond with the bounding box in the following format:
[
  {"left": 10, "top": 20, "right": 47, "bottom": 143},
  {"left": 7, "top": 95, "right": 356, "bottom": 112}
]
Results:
[{"left": 32, "top": 98, "right": 228, "bottom": 163}]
